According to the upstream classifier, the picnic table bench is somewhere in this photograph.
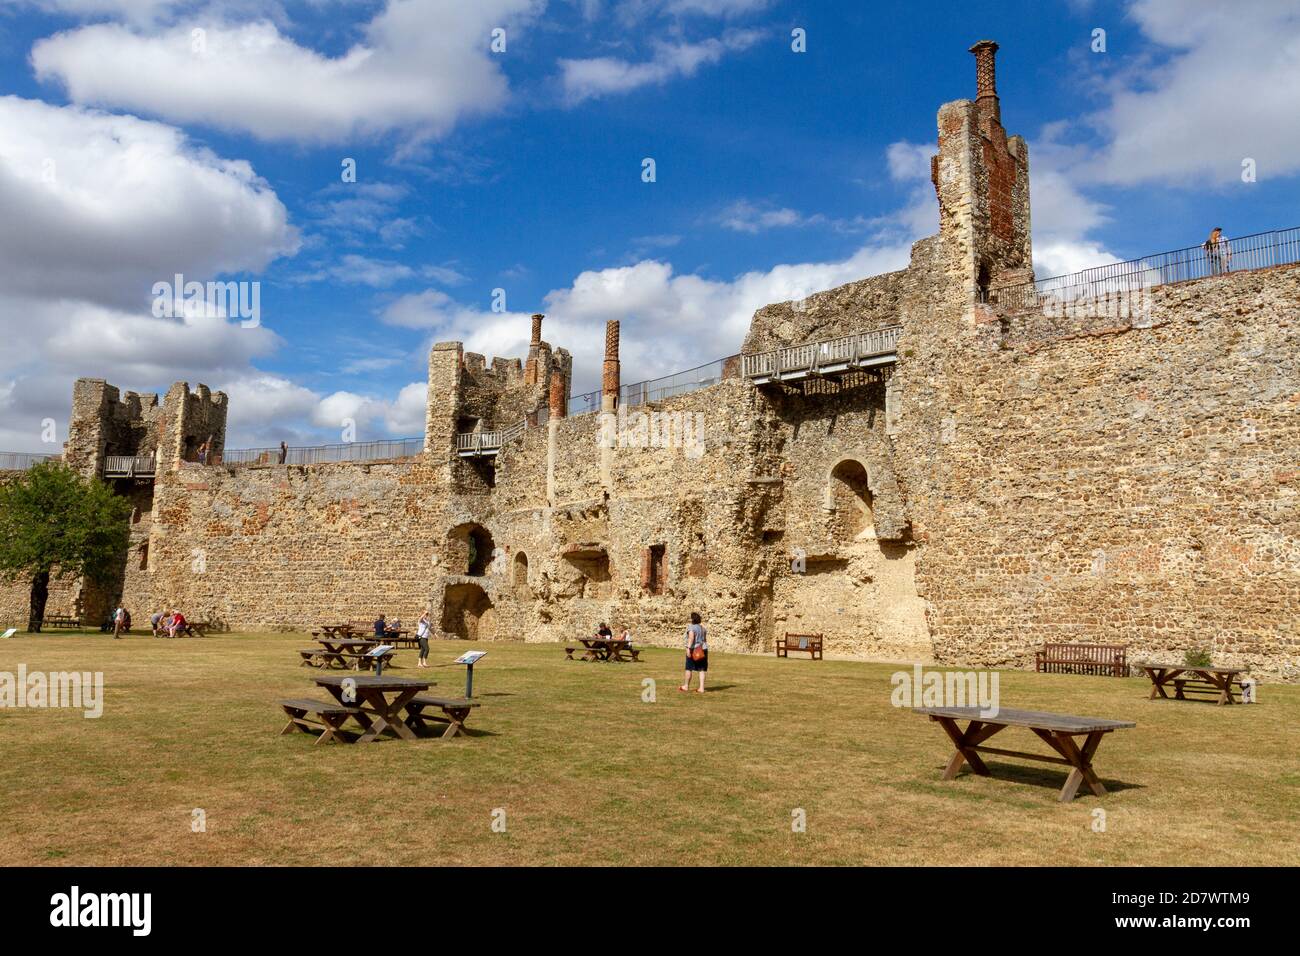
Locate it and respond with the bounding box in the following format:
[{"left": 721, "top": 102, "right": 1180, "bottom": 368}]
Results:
[
  {"left": 1139, "top": 663, "right": 1246, "bottom": 705},
  {"left": 381, "top": 629, "right": 419, "bottom": 649},
  {"left": 301, "top": 637, "right": 393, "bottom": 670},
  {"left": 314, "top": 674, "right": 432, "bottom": 743},
  {"left": 915, "top": 706, "right": 1136, "bottom": 802},
  {"left": 403, "top": 694, "right": 480, "bottom": 739},
  {"left": 565, "top": 638, "right": 641, "bottom": 662},
  {"left": 776, "top": 632, "right": 823, "bottom": 660},
  {"left": 1034, "top": 642, "right": 1128, "bottom": 677},
  {"left": 41, "top": 615, "right": 81, "bottom": 629},
  {"left": 278, "top": 698, "right": 363, "bottom": 745}
]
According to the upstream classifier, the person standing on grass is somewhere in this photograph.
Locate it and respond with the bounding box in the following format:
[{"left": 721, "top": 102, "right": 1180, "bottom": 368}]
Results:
[
  {"left": 416, "top": 609, "right": 432, "bottom": 668},
  {"left": 680, "top": 611, "right": 708, "bottom": 694},
  {"left": 150, "top": 610, "right": 164, "bottom": 637},
  {"left": 112, "top": 604, "right": 125, "bottom": 640}
]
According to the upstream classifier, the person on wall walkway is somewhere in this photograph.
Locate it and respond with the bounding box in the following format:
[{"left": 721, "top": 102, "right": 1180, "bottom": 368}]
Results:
[
  {"left": 1204, "top": 226, "right": 1231, "bottom": 276},
  {"left": 680, "top": 611, "right": 708, "bottom": 694}
]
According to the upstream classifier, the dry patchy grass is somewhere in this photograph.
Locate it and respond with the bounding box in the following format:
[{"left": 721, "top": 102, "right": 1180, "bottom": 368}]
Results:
[{"left": 0, "top": 632, "right": 1295, "bottom": 866}]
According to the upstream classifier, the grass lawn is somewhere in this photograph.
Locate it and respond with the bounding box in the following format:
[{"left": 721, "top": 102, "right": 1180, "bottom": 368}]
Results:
[{"left": 0, "top": 631, "right": 1295, "bottom": 866}]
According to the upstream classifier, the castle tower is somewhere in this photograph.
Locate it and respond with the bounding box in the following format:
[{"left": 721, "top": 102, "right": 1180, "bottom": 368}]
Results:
[{"left": 931, "top": 40, "right": 1033, "bottom": 300}]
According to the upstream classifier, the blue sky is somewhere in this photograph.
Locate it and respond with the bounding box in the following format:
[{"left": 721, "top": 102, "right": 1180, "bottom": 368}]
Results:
[{"left": 1, "top": 0, "right": 1297, "bottom": 451}]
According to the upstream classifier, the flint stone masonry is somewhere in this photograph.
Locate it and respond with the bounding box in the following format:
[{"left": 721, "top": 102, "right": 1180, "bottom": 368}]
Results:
[{"left": 2, "top": 42, "right": 1295, "bottom": 679}]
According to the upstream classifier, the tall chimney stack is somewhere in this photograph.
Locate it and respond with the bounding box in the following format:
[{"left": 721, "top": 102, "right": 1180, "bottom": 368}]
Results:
[
  {"left": 969, "top": 40, "right": 1000, "bottom": 126},
  {"left": 601, "top": 320, "right": 620, "bottom": 413},
  {"left": 525, "top": 313, "right": 545, "bottom": 384},
  {"left": 548, "top": 369, "right": 566, "bottom": 419}
]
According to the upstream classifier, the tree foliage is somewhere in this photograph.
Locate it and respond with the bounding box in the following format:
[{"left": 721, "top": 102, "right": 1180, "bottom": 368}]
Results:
[{"left": 0, "top": 462, "right": 131, "bottom": 587}]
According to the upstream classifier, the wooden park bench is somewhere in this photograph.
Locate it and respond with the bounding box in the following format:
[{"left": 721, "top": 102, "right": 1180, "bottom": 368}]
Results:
[
  {"left": 1034, "top": 642, "right": 1127, "bottom": 677},
  {"left": 776, "top": 632, "right": 823, "bottom": 660},
  {"left": 915, "top": 706, "right": 1136, "bottom": 802},
  {"left": 403, "top": 694, "right": 480, "bottom": 739},
  {"left": 41, "top": 615, "right": 81, "bottom": 629},
  {"left": 278, "top": 698, "right": 363, "bottom": 745}
]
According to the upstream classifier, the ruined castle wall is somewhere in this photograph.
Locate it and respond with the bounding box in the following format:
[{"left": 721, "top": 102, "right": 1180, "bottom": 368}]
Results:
[
  {"left": 914, "top": 263, "right": 1300, "bottom": 680},
  {"left": 141, "top": 458, "right": 445, "bottom": 629}
]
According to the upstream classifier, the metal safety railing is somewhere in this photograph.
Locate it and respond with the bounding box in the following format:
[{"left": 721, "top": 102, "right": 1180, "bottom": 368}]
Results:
[
  {"left": 104, "top": 455, "right": 157, "bottom": 477},
  {"left": 221, "top": 437, "right": 424, "bottom": 467},
  {"left": 741, "top": 326, "right": 902, "bottom": 380},
  {"left": 0, "top": 452, "right": 57, "bottom": 470},
  {"left": 993, "top": 226, "right": 1300, "bottom": 312}
]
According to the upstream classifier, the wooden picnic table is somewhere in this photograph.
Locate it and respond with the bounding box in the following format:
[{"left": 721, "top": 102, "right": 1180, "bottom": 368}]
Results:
[
  {"left": 1139, "top": 663, "right": 1246, "bottom": 705},
  {"left": 314, "top": 623, "right": 358, "bottom": 638},
  {"left": 315, "top": 674, "right": 431, "bottom": 742},
  {"left": 572, "top": 637, "right": 638, "bottom": 662},
  {"left": 381, "top": 629, "right": 419, "bottom": 649},
  {"left": 302, "top": 636, "right": 390, "bottom": 670},
  {"left": 915, "top": 706, "right": 1136, "bottom": 802}
]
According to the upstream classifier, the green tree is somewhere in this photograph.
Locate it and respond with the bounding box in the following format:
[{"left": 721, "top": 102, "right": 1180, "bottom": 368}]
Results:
[{"left": 0, "top": 462, "right": 131, "bottom": 631}]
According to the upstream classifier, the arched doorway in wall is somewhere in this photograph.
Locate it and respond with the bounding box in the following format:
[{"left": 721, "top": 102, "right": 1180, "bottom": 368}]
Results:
[
  {"left": 441, "top": 582, "right": 497, "bottom": 640},
  {"left": 827, "top": 458, "right": 875, "bottom": 542},
  {"left": 512, "top": 552, "right": 530, "bottom": 596},
  {"left": 447, "top": 523, "right": 497, "bottom": 576}
]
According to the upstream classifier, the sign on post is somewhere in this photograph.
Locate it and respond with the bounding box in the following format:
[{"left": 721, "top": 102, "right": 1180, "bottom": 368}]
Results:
[{"left": 453, "top": 651, "right": 488, "bottom": 698}]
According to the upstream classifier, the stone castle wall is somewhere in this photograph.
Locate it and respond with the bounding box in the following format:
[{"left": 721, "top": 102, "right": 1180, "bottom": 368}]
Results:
[{"left": 2, "top": 42, "right": 1295, "bottom": 679}]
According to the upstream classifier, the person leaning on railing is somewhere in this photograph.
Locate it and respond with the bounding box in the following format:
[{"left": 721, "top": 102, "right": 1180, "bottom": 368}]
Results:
[{"left": 1204, "top": 226, "right": 1231, "bottom": 276}]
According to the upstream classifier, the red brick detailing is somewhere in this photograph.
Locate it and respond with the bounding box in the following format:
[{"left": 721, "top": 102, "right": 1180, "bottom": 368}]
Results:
[
  {"left": 983, "top": 135, "right": 1016, "bottom": 242},
  {"left": 602, "top": 320, "right": 620, "bottom": 397},
  {"left": 548, "top": 370, "right": 566, "bottom": 419}
]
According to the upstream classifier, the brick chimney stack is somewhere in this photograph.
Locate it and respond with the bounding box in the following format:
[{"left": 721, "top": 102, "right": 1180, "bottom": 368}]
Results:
[
  {"left": 548, "top": 369, "right": 566, "bottom": 419},
  {"left": 969, "top": 40, "right": 1000, "bottom": 127},
  {"left": 601, "top": 320, "right": 620, "bottom": 412},
  {"left": 525, "top": 313, "right": 545, "bottom": 384}
]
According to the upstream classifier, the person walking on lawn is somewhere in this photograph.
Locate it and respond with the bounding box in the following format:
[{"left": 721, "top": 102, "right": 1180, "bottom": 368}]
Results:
[{"left": 680, "top": 611, "right": 708, "bottom": 694}]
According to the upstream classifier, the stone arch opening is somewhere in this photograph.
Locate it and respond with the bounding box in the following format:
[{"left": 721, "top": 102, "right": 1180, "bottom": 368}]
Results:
[
  {"left": 441, "top": 582, "right": 496, "bottom": 640},
  {"left": 828, "top": 458, "right": 874, "bottom": 542},
  {"left": 447, "top": 523, "right": 496, "bottom": 577},
  {"left": 513, "top": 552, "right": 530, "bottom": 595}
]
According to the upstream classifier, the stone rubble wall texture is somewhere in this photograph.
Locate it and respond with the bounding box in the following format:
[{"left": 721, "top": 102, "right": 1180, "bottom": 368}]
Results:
[{"left": 2, "top": 45, "right": 1295, "bottom": 680}]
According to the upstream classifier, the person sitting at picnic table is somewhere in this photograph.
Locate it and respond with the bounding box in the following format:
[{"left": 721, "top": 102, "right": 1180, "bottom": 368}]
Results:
[
  {"left": 680, "top": 612, "right": 708, "bottom": 694},
  {"left": 416, "top": 609, "right": 431, "bottom": 669},
  {"left": 167, "top": 610, "right": 187, "bottom": 638},
  {"left": 388, "top": 616, "right": 402, "bottom": 635},
  {"left": 596, "top": 622, "right": 613, "bottom": 639},
  {"left": 373, "top": 614, "right": 387, "bottom": 637},
  {"left": 619, "top": 627, "right": 633, "bottom": 645}
]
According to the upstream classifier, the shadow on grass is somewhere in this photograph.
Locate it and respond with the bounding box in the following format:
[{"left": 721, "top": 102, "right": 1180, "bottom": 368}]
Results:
[{"left": 946, "top": 760, "right": 1144, "bottom": 796}]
